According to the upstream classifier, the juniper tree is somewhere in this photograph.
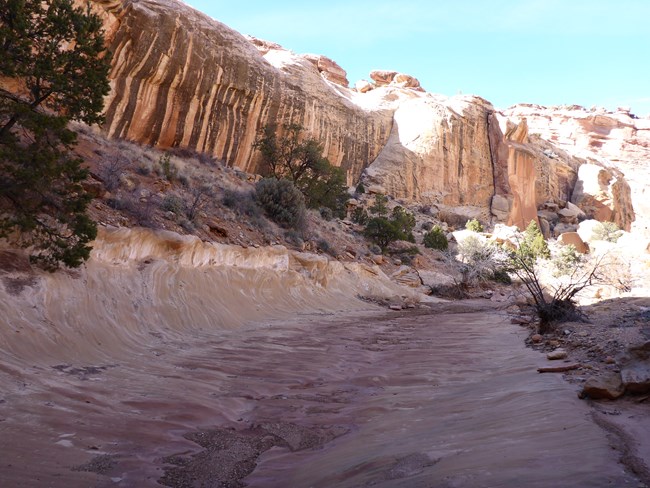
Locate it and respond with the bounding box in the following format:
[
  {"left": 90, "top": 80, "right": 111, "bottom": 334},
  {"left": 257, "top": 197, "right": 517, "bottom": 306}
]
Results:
[{"left": 0, "top": 0, "right": 111, "bottom": 270}]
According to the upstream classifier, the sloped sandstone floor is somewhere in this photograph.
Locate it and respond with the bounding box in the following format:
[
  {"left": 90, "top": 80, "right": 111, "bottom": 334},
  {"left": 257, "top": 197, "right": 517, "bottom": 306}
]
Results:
[{"left": 0, "top": 302, "right": 644, "bottom": 488}]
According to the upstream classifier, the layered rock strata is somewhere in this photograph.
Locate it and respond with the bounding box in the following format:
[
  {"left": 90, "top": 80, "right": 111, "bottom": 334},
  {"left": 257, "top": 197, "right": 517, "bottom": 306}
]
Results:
[{"left": 92, "top": 0, "right": 394, "bottom": 180}]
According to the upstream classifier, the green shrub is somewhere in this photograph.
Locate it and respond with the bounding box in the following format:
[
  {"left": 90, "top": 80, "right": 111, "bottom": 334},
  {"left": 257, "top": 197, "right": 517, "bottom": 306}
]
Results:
[
  {"left": 255, "top": 178, "right": 306, "bottom": 229},
  {"left": 517, "top": 220, "right": 550, "bottom": 266},
  {"left": 352, "top": 207, "right": 369, "bottom": 225},
  {"left": 161, "top": 194, "right": 185, "bottom": 215},
  {"left": 319, "top": 207, "right": 334, "bottom": 221},
  {"left": 158, "top": 153, "right": 177, "bottom": 181},
  {"left": 465, "top": 218, "right": 484, "bottom": 233},
  {"left": 592, "top": 221, "right": 622, "bottom": 243},
  {"left": 423, "top": 226, "right": 448, "bottom": 250},
  {"left": 363, "top": 217, "right": 402, "bottom": 250},
  {"left": 552, "top": 244, "right": 582, "bottom": 277},
  {"left": 355, "top": 182, "right": 366, "bottom": 194},
  {"left": 369, "top": 194, "right": 388, "bottom": 216}
]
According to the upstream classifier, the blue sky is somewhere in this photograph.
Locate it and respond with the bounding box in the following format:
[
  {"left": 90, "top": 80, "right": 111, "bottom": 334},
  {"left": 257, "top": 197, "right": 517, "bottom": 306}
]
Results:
[{"left": 184, "top": 0, "right": 650, "bottom": 116}]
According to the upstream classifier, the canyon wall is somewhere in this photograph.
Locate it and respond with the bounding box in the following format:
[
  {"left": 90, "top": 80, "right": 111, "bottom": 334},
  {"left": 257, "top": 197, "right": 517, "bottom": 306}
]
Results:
[
  {"left": 80, "top": 0, "right": 643, "bottom": 229},
  {"left": 89, "top": 0, "right": 395, "bottom": 182},
  {"left": 503, "top": 105, "right": 649, "bottom": 232}
]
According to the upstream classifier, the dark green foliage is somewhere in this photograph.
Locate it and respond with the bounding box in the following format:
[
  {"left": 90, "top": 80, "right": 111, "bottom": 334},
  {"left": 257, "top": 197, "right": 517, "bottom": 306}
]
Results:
[
  {"left": 255, "top": 178, "right": 306, "bottom": 229},
  {"left": 517, "top": 220, "right": 550, "bottom": 267},
  {"left": 158, "top": 153, "right": 177, "bottom": 181},
  {"left": 351, "top": 206, "right": 369, "bottom": 225},
  {"left": 465, "top": 218, "right": 484, "bottom": 233},
  {"left": 355, "top": 181, "right": 365, "bottom": 194},
  {"left": 363, "top": 217, "right": 403, "bottom": 250},
  {"left": 319, "top": 207, "right": 334, "bottom": 221},
  {"left": 390, "top": 206, "right": 416, "bottom": 242},
  {"left": 423, "top": 226, "right": 448, "bottom": 250},
  {"left": 254, "top": 124, "right": 348, "bottom": 217},
  {"left": 222, "top": 189, "right": 262, "bottom": 218},
  {"left": 162, "top": 195, "right": 185, "bottom": 215},
  {"left": 363, "top": 206, "right": 416, "bottom": 250},
  {"left": 0, "top": 0, "right": 111, "bottom": 270},
  {"left": 369, "top": 194, "right": 388, "bottom": 216}
]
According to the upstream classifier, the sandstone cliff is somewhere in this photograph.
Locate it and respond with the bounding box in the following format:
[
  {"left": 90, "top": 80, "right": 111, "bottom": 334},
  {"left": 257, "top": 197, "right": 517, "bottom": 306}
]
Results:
[
  {"left": 503, "top": 105, "right": 648, "bottom": 232},
  {"left": 90, "top": 0, "right": 395, "bottom": 181},
  {"left": 80, "top": 0, "right": 642, "bottom": 230}
]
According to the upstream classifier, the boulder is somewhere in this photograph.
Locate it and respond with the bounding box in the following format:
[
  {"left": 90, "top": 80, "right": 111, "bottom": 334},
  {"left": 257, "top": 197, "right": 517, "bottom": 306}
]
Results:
[
  {"left": 557, "top": 232, "right": 589, "bottom": 254},
  {"left": 392, "top": 73, "right": 422, "bottom": 90},
  {"left": 369, "top": 70, "right": 398, "bottom": 86},
  {"left": 491, "top": 194, "right": 510, "bottom": 221},
  {"left": 390, "top": 266, "right": 423, "bottom": 288},
  {"left": 537, "top": 209, "right": 559, "bottom": 224},
  {"left": 553, "top": 223, "right": 578, "bottom": 238},
  {"left": 355, "top": 79, "right": 373, "bottom": 93},
  {"left": 571, "top": 163, "right": 634, "bottom": 231},
  {"left": 580, "top": 373, "right": 625, "bottom": 400},
  {"left": 621, "top": 342, "right": 650, "bottom": 394},
  {"left": 547, "top": 349, "right": 568, "bottom": 360},
  {"left": 538, "top": 217, "right": 551, "bottom": 239}
]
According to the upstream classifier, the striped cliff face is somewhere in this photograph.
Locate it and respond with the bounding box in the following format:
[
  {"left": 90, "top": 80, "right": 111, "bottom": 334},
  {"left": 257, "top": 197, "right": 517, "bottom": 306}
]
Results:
[{"left": 91, "top": 0, "right": 395, "bottom": 183}]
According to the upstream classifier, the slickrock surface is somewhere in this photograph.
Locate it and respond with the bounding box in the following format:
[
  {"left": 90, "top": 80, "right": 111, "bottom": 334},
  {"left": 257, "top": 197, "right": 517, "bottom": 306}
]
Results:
[{"left": 0, "top": 229, "right": 647, "bottom": 487}]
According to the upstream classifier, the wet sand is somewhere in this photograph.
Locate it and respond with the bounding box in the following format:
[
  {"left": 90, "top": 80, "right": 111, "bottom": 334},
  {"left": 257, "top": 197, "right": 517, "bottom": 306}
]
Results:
[{"left": 0, "top": 301, "right": 643, "bottom": 487}]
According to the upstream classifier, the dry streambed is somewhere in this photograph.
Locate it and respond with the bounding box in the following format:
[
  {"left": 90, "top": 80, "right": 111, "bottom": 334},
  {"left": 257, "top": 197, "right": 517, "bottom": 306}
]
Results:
[{"left": 0, "top": 302, "right": 645, "bottom": 487}]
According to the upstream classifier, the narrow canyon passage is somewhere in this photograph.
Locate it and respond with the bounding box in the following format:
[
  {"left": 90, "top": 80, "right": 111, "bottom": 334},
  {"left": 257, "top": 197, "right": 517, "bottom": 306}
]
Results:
[{"left": 0, "top": 303, "right": 638, "bottom": 487}]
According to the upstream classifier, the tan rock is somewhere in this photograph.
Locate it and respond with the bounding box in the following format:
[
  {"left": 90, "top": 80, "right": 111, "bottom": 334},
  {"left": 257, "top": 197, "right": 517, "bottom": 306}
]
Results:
[
  {"left": 355, "top": 80, "right": 374, "bottom": 93},
  {"left": 557, "top": 232, "right": 589, "bottom": 254},
  {"left": 580, "top": 373, "right": 625, "bottom": 400},
  {"left": 365, "top": 95, "right": 495, "bottom": 208},
  {"left": 87, "top": 0, "right": 392, "bottom": 184},
  {"left": 571, "top": 163, "right": 634, "bottom": 230},
  {"left": 392, "top": 73, "right": 422, "bottom": 91},
  {"left": 370, "top": 70, "right": 398, "bottom": 86},
  {"left": 503, "top": 106, "right": 643, "bottom": 233},
  {"left": 547, "top": 349, "right": 568, "bottom": 360}
]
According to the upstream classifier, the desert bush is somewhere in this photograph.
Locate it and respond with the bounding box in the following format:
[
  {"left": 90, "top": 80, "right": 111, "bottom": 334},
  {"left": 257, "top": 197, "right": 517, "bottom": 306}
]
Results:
[
  {"left": 255, "top": 178, "right": 306, "bottom": 229},
  {"left": 317, "top": 239, "right": 335, "bottom": 256},
  {"left": 363, "top": 207, "right": 416, "bottom": 250},
  {"left": 185, "top": 184, "right": 215, "bottom": 221},
  {"left": 517, "top": 220, "right": 550, "bottom": 266},
  {"left": 552, "top": 244, "right": 582, "bottom": 277},
  {"left": 108, "top": 194, "right": 156, "bottom": 228},
  {"left": 592, "top": 221, "right": 622, "bottom": 243},
  {"left": 423, "top": 226, "right": 448, "bottom": 250},
  {"left": 363, "top": 217, "right": 402, "bottom": 250},
  {"left": 158, "top": 153, "right": 178, "bottom": 181},
  {"left": 284, "top": 229, "right": 304, "bottom": 247},
  {"left": 99, "top": 155, "right": 130, "bottom": 192},
  {"left": 369, "top": 194, "right": 389, "bottom": 216},
  {"left": 161, "top": 194, "right": 185, "bottom": 215},
  {"left": 319, "top": 206, "right": 334, "bottom": 221},
  {"left": 391, "top": 206, "right": 416, "bottom": 242},
  {"left": 254, "top": 124, "right": 348, "bottom": 216},
  {"left": 352, "top": 207, "right": 369, "bottom": 225},
  {"left": 355, "top": 182, "right": 366, "bottom": 194},
  {"left": 456, "top": 236, "right": 507, "bottom": 287},
  {"left": 505, "top": 226, "right": 608, "bottom": 333},
  {"left": 465, "top": 218, "right": 484, "bottom": 233},
  {"left": 222, "top": 189, "right": 261, "bottom": 216}
]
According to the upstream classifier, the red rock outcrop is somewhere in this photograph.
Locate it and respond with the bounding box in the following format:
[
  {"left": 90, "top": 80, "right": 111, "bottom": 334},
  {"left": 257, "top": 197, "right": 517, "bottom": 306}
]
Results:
[
  {"left": 363, "top": 95, "right": 496, "bottom": 211},
  {"left": 487, "top": 116, "right": 580, "bottom": 230},
  {"left": 90, "top": 0, "right": 393, "bottom": 181},
  {"left": 503, "top": 105, "right": 648, "bottom": 232},
  {"left": 75, "top": 0, "right": 640, "bottom": 227}
]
